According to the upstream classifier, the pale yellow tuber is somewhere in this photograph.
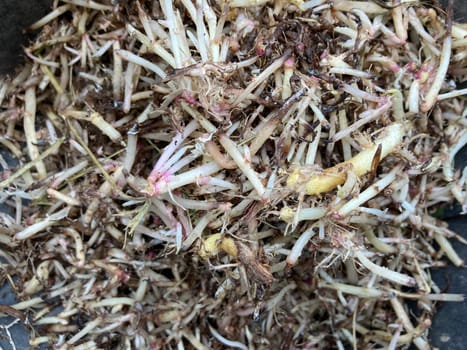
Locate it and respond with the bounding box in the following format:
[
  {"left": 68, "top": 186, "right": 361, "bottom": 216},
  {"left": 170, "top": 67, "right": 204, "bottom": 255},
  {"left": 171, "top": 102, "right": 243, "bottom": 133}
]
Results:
[{"left": 287, "top": 123, "right": 405, "bottom": 195}]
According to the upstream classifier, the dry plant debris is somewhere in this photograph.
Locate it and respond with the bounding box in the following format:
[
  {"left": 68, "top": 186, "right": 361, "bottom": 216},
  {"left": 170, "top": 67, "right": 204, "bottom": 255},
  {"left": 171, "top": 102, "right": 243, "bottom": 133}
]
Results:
[{"left": 0, "top": 0, "right": 466, "bottom": 349}]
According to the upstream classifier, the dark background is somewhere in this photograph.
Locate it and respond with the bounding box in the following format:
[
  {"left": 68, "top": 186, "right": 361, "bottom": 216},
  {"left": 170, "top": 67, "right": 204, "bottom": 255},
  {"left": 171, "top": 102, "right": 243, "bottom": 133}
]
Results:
[
  {"left": 0, "top": 0, "right": 53, "bottom": 75},
  {"left": 0, "top": 0, "right": 465, "bottom": 349}
]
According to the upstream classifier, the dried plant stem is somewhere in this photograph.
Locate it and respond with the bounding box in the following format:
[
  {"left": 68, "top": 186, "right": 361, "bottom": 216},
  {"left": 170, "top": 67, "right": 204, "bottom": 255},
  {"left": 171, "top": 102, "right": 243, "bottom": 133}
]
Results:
[
  {"left": 0, "top": 138, "right": 64, "bottom": 190},
  {"left": 319, "top": 281, "right": 386, "bottom": 298},
  {"left": 420, "top": 27, "right": 452, "bottom": 112},
  {"left": 64, "top": 228, "right": 86, "bottom": 267},
  {"left": 14, "top": 207, "right": 70, "bottom": 240},
  {"left": 24, "top": 87, "right": 47, "bottom": 179},
  {"left": 391, "top": 1, "right": 407, "bottom": 42},
  {"left": 249, "top": 115, "right": 280, "bottom": 156},
  {"left": 232, "top": 50, "right": 290, "bottom": 107},
  {"left": 151, "top": 161, "right": 222, "bottom": 195},
  {"left": 337, "top": 166, "right": 401, "bottom": 217},
  {"left": 280, "top": 207, "right": 327, "bottom": 223},
  {"left": 208, "top": 325, "right": 248, "bottom": 350},
  {"left": 67, "top": 317, "right": 103, "bottom": 345},
  {"left": 390, "top": 297, "right": 429, "bottom": 350},
  {"left": 205, "top": 141, "right": 236, "bottom": 169},
  {"left": 354, "top": 251, "right": 416, "bottom": 287},
  {"left": 112, "top": 41, "right": 123, "bottom": 101},
  {"left": 362, "top": 225, "right": 397, "bottom": 254},
  {"left": 437, "top": 88, "right": 467, "bottom": 101},
  {"left": 126, "top": 24, "right": 176, "bottom": 68},
  {"left": 434, "top": 232, "right": 464, "bottom": 266},
  {"left": 332, "top": 101, "right": 392, "bottom": 142},
  {"left": 66, "top": 111, "right": 122, "bottom": 143},
  {"left": 66, "top": 119, "right": 130, "bottom": 199},
  {"left": 117, "top": 49, "right": 167, "bottom": 79},
  {"left": 219, "top": 134, "right": 266, "bottom": 197},
  {"left": 23, "top": 261, "right": 50, "bottom": 295},
  {"left": 287, "top": 228, "right": 316, "bottom": 265},
  {"left": 88, "top": 297, "right": 135, "bottom": 308},
  {"left": 46, "top": 188, "right": 81, "bottom": 207}
]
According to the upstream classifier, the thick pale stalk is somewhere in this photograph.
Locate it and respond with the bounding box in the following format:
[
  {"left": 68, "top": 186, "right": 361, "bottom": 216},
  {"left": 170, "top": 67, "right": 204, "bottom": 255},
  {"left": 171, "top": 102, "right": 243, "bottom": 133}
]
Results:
[
  {"left": 337, "top": 166, "right": 400, "bottom": 217},
  {"left": 219, "top": 134, "right": 266, "bottom": 197},
  {"left": 24, "top": 87, "right": 47, "bottom": 179},
  {"left": 420, "top": 31, "right": 452, "bottom": 112},
  {"left": 354, "top": 251, "right": 417, "bottom": 287}
]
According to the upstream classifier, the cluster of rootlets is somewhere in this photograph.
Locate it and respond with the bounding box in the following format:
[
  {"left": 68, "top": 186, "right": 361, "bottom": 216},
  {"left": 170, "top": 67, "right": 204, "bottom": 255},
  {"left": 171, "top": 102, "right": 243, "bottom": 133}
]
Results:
[{"left": 0, "top": 0, "right": 466, "bottom": 349}]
